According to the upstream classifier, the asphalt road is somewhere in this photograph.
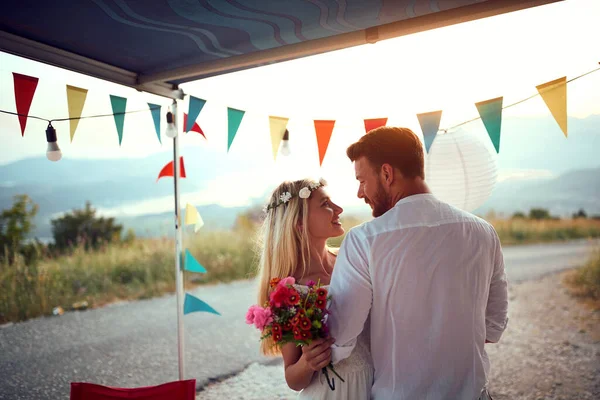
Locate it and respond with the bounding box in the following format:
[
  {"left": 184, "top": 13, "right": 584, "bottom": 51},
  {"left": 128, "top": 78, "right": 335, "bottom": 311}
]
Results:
[{"left": 0, "top": 239, "right": 597, "bottom": 400}]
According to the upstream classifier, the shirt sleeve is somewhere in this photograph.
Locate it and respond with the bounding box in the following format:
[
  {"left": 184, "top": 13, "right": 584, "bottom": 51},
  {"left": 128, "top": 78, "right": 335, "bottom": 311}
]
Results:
[
  {"left": 486, "top": 232, "right": 509, "bottom": 343},
  {"left": 328, "top": 228, "right": 373, "bottom": 364}
]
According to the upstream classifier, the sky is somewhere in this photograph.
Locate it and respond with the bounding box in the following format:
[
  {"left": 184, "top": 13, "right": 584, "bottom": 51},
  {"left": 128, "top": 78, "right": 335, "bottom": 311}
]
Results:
[{"left": 1, "top": 0, "right": 599, "bottom": 214}]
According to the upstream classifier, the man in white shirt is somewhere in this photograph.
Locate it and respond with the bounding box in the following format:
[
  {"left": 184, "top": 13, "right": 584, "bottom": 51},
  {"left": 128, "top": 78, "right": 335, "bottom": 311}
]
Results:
[{"left": 327, "top": 127, "right": 508, "bottom": 399}]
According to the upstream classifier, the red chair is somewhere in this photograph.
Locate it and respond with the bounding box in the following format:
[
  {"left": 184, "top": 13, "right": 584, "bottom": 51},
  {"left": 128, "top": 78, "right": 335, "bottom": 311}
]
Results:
[{"left": 70, "top": 379, "right": 196, "bottom": 400}]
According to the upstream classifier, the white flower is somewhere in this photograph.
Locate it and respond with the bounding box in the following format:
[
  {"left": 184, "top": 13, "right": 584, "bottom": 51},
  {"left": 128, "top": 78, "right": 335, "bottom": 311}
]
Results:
[
  {"left": 309, "top": 181, "right": 320, "bottom": 190},
  {"left": 299, "top": 187, "right": 311, "bottom": 199},
  {"left": 319, "top": 177, "right": 327, "bottom": 187},
  {"left": 280, "top": 192, "right": 292, "bottom": 203}
]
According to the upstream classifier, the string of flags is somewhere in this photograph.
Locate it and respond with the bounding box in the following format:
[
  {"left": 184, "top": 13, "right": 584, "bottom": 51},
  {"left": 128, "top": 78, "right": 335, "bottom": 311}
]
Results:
[{"left": 5, "top": 64, "right": 598, "bottom": 164}]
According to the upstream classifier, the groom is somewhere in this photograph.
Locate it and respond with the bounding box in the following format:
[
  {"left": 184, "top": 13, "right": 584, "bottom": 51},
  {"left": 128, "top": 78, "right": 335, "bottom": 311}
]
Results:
[{"left": 326, "top": 127, "right": 508, "bottom": 399}]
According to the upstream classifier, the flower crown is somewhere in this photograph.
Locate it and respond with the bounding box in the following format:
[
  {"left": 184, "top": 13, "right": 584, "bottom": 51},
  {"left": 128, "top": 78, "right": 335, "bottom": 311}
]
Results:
[{"left": 265, "top": 178, "right": 327, "bottom": 212}]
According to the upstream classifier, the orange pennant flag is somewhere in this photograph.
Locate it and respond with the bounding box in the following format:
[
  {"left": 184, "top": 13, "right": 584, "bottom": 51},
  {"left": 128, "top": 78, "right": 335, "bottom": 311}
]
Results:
[
  {"left": 536, "top": 77, "right": 568, "bottom": 137},
  {"left": 314, "top": 120, "right": 336, "bottom": 166},
  {"left": 157, "top": 157, "right": 187, "bottom": 181},
  {"left": 364, "top": 118, "right": 387, "bottom": 134}
]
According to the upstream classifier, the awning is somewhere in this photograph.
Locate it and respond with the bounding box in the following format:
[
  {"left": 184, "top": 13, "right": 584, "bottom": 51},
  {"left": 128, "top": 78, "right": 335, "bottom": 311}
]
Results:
[{"left": 0, "top": 0, "right": 561, "bottom": 99}]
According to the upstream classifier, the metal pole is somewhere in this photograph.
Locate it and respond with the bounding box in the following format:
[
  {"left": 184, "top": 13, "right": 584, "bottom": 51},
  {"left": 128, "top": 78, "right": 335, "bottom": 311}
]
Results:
[{"left": 171, "top": 100, "right": 186, "bottom": 380}]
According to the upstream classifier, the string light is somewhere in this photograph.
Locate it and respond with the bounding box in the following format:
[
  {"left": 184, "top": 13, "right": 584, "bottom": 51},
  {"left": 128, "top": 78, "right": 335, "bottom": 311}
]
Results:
[
  {"left": 165, "top": 111, "right": 178, "bottom": 138},
  {"left": 45, "top": 122, "right": 62, "bottom": 162},
  {"left": 280, "top": 129, "right": 291, "bottom": 156}
]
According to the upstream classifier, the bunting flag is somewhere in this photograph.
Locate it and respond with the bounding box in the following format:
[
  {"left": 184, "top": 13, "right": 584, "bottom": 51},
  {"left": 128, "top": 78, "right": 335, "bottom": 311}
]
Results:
[
  {"left": 148, "top": 103, "right": 161, "bottom": 144},
  {"left": 363, "top": 118, "right": 387, "bottom": 134},
  {"left": 183, "top": 113, "right": 206, "bottom": 138},
  {"left": 475, "top": 97, "right": 503, "bottom": 153},
  {"left": 416, "top": 110, "right": 443, "bottom": 153},
  {"left": 227, "top": 107, "right": 245, "bottom": 152},
  {"left": 184, "top": 203, "right": 204, "bottom": 232},
  {"left": 269, "top": 116, "right": 289, "bottom": 160},
  {"left": 314, "top": 120, "right": 336, "bottom": 166},
  {"left": 184, "top": 249, "right": 207, "bottom": 273},
  {"left": 186, "top": 96, "right": 207, "bottom": 133},
  {"left": 12, "top": 73, "right": 39, "bottom": 136},
  {"left": 66, "top": 85, "right": 88, "bottom": 142},
  {"left": 109, "top": 95, "right": 127, "bottom": 145},
  {"left": 536, "top": 76, "right": 568, "bottom": 137},
  {"left": 156, "top": 157, "right": 186, "bottom": 181},
  {"left": 183, "top": 293, "right": 220, "bottom": 316}
]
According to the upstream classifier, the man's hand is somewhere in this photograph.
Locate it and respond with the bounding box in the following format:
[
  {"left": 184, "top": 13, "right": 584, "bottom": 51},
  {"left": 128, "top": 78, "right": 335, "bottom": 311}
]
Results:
[{"left": 301, "top": 337, "right": 335, "bottom": 371}]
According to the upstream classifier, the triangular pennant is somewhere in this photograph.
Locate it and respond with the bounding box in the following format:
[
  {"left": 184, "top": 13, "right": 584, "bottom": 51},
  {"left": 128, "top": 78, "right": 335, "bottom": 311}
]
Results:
[
  {"left": 363, "top": 118, "right": 387, "bottom": 134},
  {"left": 536, "top": 77, "right": 568, "bottom": 137},
  {"left": 148, "top": 103, "right": 161, "bottom": 144},
  {"left": 475, "top": 97, "right": 503, "bottom": 153},
  {"left": 66, "top": 85, "right": 88, "bottom": 142},
  {"left": 314, "top": 120, "right": 336, "bottom": 166},
  {"left": 183, "top": 293, "right": 220, "bottom": 315},
  {"left": 269, "top": 116, "right": 289, "bottom": 160},
  {"left": 12, "top": 73, "right": 39, "bottom": 136},
  {"left": 156, "top": 157, "right": 187, "bottom": 181},
  {"left": 184, "top": 249, "right": 207, "bottom": 273},
  {"left": 416, "top": 110, "right": 442, "bottom": 153},
  {"left": 186, "top": 96, "right": 207, "bottom": 133},
  {"left": 185, "top": 203, "right": 204, "bottom": 232},
  {"left": 183, "top": 113, "right": 206, "bottom": 138},
  {"left": 109, "top": 95, "right": 127, "bottom": 145},
  {"left": 227, "top": 107, "right": 245, "bottom": 152}
]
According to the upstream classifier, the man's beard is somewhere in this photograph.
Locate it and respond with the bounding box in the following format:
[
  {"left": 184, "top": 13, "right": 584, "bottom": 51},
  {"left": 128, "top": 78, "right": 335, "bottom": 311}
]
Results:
[{"left": 368, "top": 182, "right": 393, "bottom": 218}]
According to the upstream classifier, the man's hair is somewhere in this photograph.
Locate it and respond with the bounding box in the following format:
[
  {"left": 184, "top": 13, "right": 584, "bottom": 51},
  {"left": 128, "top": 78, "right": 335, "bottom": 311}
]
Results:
[{"left": 346, "top": 126, "right": 425, "bottom": 179}]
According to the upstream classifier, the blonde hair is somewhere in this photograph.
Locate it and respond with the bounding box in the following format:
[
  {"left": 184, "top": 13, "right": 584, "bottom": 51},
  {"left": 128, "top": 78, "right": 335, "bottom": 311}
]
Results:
[{"left": 256, "top": 178, "right": 319, "bottom": 356}]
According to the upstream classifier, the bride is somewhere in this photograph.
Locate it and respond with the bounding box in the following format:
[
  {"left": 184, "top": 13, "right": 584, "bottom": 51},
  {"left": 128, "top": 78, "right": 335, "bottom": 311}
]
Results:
[{"left": 255, "top": 178, "right": 373, "bottom": 399}]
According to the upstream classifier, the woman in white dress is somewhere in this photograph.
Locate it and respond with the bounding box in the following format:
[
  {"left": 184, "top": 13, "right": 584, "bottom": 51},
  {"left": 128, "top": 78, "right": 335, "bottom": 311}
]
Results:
[{"left": 256, "top": 178, "right": 374, "bottom": 399}]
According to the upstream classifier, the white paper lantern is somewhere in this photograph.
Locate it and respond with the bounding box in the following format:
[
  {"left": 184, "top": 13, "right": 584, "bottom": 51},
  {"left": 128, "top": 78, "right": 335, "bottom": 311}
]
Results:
[{"left": 424, "top": 128, "right": 498, "bottom": 212}]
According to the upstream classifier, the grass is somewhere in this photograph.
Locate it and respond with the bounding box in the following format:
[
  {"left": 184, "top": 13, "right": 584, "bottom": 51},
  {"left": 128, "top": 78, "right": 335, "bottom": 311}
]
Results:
[
  {"left": 564, "top": 249, "right": 600, "bottom": 310},
  {"left": 2, "top": 217, "right": 600, "bottom": 324}
]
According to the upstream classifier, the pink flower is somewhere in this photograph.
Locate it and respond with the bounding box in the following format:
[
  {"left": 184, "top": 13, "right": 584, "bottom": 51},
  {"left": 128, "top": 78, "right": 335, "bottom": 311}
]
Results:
[
  {"left": 245, "top": 305, "right": 259, "bottom": 325},
  {"left": 253, "top": 307, "right": 273, "bottom": 331},
  {"left": 306, "top": 280, "right": 316, "bottom": 288},
  {"left": 278, "top": 276, "right": 295, "bottom": 288}
]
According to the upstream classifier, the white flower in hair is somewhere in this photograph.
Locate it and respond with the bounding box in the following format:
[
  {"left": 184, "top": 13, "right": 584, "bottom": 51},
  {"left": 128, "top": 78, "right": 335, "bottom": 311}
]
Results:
[
  {"left": 308, "top": 181, "right": 320, "bottom": 190},
  {"left": 280, "top": 192, "right": 292, "bottom": 203},
  {"left": 299, "top": 187, "right": 311, "bottom": 199},
  {"left": 319, "top": 177, "right": 327, "bottom": 187}
]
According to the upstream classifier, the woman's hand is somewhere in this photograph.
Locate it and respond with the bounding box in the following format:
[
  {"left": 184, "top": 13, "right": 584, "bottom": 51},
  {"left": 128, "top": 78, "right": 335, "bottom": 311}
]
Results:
[{"left": 301, "top": 337, "right": 335, "bottom": 371}]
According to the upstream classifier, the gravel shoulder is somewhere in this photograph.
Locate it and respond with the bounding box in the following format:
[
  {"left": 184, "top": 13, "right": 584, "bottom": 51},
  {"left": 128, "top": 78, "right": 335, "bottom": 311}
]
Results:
[{"left": 198, "top": 270, "right": 600, "bottom": 399}]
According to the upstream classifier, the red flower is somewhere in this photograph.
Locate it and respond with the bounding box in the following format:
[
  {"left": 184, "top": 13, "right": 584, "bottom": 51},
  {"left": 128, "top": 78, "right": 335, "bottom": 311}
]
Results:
[
  {"left": 273, "top": 331, "right": 283, "bottom": 342},
  {"left": 270, "top": 286, "right": 290, "bottom": 307},
  {"left": 297, "top": 308, "right": 306, "bottom": 317},
  {"left": 299, "top": 317, "right": 312, "bottom": 331},
  {"left": 269, "top": 277, "right": 281, "bottom": 288},
  {"left": 272, "top": 323, "right": 282, "bottom": 334},
  {"left": 315, "top": 298, "right": 327, "bottom": 309},
  {"left": 291, "top": 315, "right": 300, "bottom": 326},
  {"left": 283, "top": 321, "right": 293, "bottom": 331},
  {"left": 300, "top": 331, "right": 312, "bottom": 341},
  {"left": 293, "top": 327, "right": 303, "bottom": 340},
  {"left": 316, "top": 288, "right": 328, "bottom": 300},
  {"left": 287, "top": 288, "right": 301, "bottom": 306}
]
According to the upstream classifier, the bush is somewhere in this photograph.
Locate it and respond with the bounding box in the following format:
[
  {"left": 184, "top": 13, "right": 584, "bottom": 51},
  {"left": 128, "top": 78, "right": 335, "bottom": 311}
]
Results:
[{"left": 564, "top": 249, "right": 600, "bottom": 309}]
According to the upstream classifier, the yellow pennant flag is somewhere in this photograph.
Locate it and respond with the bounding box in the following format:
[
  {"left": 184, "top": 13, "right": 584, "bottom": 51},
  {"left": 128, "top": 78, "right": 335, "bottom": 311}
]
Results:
[
  {"left": 536, "top": 77, "right": 567, "bottom": 137},
  {"left": 185, "top": 203, "right": 204, "bottom": 232},
  {"left": 66, "top": 85, "right": 88, "bottom": 142},
  {"left": 269, "top": 116, "right": 289, "bottom": 160}
]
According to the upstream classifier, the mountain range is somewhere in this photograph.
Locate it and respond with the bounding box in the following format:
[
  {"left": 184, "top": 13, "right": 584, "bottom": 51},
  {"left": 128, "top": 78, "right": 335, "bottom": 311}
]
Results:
[{"left": 1, "top": 114, "right": 599, "bottom": 239}]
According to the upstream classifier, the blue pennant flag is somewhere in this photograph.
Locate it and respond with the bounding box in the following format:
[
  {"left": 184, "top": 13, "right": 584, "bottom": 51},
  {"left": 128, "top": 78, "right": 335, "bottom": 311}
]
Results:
[
  {"left": 148, "top": 103, "right": 161, "bottom": 143},
  {"left": 186, "top": 96, "right": 206, "bottom": 133},
  {"left": 183, "top": 293, "right": 220, "bottom": 316},
  {"left": 417, "top": 110, "right": 443, "bottom": 153},
  {"left": 185, "top": 249, "right": 207, "bottom": 273}
]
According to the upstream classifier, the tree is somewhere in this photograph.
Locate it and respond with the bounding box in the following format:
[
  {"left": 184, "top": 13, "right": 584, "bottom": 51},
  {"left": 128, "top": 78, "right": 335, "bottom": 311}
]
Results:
[
  {"left": 511, "top": 211, "right": 526, "bottom": 219},
  {"left": 51, "top": 201, "right": 123, "bottom": 252},
  {"left": 529, "top": 208, "right": 552, "bottom": 220},
  {"left": 0, "top": 195, "right": 38, "bottom": 257},
  {"left": 572, "top": 209, "right": 587, "bottom": 219}
]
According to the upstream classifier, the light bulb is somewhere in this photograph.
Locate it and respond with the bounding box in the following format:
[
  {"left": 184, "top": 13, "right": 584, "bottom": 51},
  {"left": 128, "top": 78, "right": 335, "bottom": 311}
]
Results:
[
  {"left": 280, "top": 129, "right": 291, "bottom": 156},
  {"left": 45, "top": 124, "right": 62, "bottom": 162},
  {"left": 165, "top": 111, "right": 178, "bottom": 138}
]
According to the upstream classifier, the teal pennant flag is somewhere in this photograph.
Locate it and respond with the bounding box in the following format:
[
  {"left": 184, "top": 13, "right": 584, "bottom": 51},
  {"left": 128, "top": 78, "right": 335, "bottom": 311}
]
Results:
[
  {"left": 227, "top": 107, "right": 245, "bottom": 152},
  {"left": 183, "top": 293, "right": 220, "bottom": 316},
  {"left": 475, "top": 97, "right": 503, "bottom": 153},
  {"left": 110, "top": 95, "right": 127, "bottom": 145}
]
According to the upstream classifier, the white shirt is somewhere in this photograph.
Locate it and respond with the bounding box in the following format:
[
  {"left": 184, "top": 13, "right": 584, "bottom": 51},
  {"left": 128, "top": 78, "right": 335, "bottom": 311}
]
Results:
[{"left": 329, "top": 194, "right": 508, "bottom": 400}]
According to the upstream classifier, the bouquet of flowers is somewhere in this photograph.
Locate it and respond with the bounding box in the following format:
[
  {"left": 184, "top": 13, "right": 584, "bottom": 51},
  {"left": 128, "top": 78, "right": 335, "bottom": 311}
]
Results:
[{"left": 246, "top": 276, "right": 344, "bottom": 390}]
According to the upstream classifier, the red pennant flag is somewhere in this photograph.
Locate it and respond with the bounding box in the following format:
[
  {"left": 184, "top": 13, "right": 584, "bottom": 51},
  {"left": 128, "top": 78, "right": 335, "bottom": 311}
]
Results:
[
  {"left": 183, "top": 113, "right": 206, "bottom": 139},
  {"left": 314, "top": 120, "right": 336, "bottom": 166},
  {"left": 364, "top": 118, "right": 387, "bottom": 134},
  {"left": 13, "top": 73, "right": 39, "bottom": 136},
  {"left": 157, "top": 157, "right": 187, "bottom": 182}
]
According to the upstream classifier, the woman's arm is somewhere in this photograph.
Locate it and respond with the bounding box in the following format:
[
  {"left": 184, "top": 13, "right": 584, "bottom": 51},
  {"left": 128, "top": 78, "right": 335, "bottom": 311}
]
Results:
[{"left": 281, "top": 338, "right": 334, "bottom": 391}]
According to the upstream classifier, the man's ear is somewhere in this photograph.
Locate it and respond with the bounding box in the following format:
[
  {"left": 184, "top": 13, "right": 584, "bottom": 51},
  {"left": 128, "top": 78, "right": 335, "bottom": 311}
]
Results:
[{"left": 381, "top": 163, "right": 395, "bottom": 187}]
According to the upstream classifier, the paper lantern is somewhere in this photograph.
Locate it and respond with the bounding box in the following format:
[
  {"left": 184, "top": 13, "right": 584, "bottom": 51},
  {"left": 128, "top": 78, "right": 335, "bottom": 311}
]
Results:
[{"left": 424, "top": 128, "right": 498, "bottom": 212}]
